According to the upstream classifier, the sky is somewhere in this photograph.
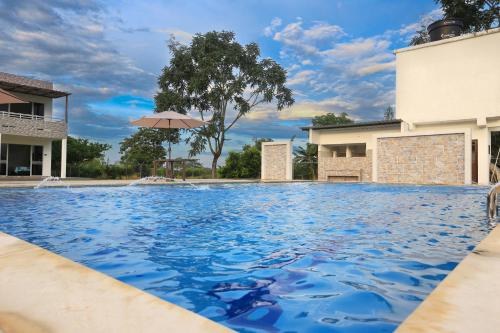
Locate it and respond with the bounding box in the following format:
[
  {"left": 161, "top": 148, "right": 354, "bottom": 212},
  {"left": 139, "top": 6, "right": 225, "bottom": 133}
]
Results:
[{"left": 0, "top": 0, "right": 443, "bottom": 165}]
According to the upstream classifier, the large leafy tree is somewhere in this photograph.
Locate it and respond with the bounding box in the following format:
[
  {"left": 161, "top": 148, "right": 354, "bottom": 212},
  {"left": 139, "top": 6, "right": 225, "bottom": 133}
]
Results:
[
  {"left": 155, "top": 31, "right": 294, "bottom": 178},
  {"left": 119, "top": 128, "right": 178, "bottom": 173},
  {"left": 219, "top": 138, "right": 272, "bottom": 178},
  {"left": 411, "top": 0, "right": 499, "bottom": 45},
  {"left": 312, "top": 112, "right": 353, "bottom": 126}
]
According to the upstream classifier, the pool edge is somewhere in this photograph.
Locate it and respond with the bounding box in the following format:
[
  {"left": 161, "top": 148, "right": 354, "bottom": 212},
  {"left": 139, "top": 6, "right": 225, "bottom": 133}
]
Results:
[
  {"left": 0, "top": 232, "right": 233, "bottom": 333},
  {"left": 395, "top": 225, "right": 500, "bottom": 333}
]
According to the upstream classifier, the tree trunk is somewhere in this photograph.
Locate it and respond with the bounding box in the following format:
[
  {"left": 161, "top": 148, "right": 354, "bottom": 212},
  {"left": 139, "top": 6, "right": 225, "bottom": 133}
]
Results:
[{"left": 211, "top": 154, "right": 220, "bottom": 178}]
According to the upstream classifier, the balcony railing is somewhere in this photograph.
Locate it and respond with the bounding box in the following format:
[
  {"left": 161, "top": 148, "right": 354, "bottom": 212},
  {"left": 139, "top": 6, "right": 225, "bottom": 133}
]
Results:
[
  {"left": 0, "top": 110, "right": 65, "bottom": 123},
  {"left": 0, "top": 110, "right": 67, "bottom": 139}
]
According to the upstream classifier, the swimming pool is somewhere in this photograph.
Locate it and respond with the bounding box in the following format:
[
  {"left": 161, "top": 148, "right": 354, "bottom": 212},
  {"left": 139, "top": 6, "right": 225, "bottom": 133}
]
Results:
[{"left": 0, "top": 183, "right": 490, "bottom": 332}]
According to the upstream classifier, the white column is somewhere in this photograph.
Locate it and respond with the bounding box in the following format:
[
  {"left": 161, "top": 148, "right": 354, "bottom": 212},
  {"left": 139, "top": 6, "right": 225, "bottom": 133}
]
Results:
[
  {"left": 346, "top": 146, "right": 352, "bottom": 158},
  {"left": 42, "top": 140, "right": 52, "bottom": 177},
  {"left": 478, "top": 128, "right": 490, "bottom": 185},
  {"left": 61, "top": 138, "right": 67, "bottom": 178}
]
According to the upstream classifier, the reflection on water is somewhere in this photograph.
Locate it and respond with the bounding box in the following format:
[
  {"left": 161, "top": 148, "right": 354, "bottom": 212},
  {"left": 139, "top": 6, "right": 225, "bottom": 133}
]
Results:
[{"left": 0, "top": 183, "right": 490, "bottom": 332}]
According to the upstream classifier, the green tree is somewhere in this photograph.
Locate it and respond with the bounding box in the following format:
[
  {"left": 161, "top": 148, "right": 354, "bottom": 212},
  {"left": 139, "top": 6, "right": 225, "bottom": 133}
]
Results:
[
  {"left": 293, "top": 144, "right": 318, "bottom": 180},
  {"left": 440, "top": 0, "right": 499, "bottom": 32},
  {"left": 411, "top": 0, "right": 499, "bottom": 45},
  {"left": 312, "top": 112, "right": 353, "bottom": 126},
  {"left": 219, "top": 138, "right": 272, "bottom": 178},
  {"left": 52, "top": 136, "right": 111, "bottom": 176},
  {"left": 119, "top": 128, "right": 178, "bottom": 176},
  {"left": 155, "top": 31, "right": 294, "bottom": 178},
  {"left": 384, "top": 106, "right": 395, "bottom": 120}
]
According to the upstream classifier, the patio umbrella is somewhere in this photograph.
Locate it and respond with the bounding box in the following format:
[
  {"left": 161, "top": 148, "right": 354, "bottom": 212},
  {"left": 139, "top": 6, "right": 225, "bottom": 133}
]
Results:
[
  {"left": 130, "top": 111, "right": 206, "bottom": 160},
  {"left": 0, "top": 88, "right": 28, "bottom": 104}
]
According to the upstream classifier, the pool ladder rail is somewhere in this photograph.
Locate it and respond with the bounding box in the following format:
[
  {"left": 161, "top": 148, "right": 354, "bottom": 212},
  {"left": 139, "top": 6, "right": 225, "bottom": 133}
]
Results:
[{"left": 487, "top": 183, "right": 500, "bottom": 220}]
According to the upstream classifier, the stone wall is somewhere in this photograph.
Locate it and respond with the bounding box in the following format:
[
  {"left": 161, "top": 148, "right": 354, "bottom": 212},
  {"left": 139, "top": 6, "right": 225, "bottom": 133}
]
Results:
[
  {"left": 0, "top": 116, "right": 67, "bottom": 139},
  {"left": 261, "top": 142, "right": 292, "bottom": 181},
  {"left": 318, "top": 150, "right": 372, "bottom": 182},
  {"left": 377, "top": 133, "right": 465, "bottom": 184}
]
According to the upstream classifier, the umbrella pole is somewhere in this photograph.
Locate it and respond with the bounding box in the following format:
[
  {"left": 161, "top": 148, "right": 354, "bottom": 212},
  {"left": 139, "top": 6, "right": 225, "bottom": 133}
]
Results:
[
  {"left": 168, "top": 119, "right": 172, "bottom": 178},
  {"left": 168, "top": 119, "right": 172, "bottom": 160}
]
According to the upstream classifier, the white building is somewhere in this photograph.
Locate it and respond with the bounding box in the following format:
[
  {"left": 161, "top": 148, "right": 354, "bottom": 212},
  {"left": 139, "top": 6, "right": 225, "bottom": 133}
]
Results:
[
  {"left": 303, "top": 28, "right": 500, "bottom": 185},
  {"left": 0, "top": 72, "right": 69, "bottom": 178}
]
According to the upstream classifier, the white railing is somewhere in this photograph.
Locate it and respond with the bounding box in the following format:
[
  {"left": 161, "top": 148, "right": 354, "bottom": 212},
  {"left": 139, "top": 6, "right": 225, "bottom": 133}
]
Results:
[{"left": 0, "top": 111, "right": 64, "bottom": 123}]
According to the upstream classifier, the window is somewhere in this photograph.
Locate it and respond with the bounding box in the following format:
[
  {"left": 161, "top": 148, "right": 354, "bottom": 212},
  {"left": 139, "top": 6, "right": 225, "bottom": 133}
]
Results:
[
  {"left": 10, "top": 102, "right": 32, "bottom": 115},
  {"left": 0, "top": 143, "right": 6, "bottom": 176},
  {"left": 33, "top": 103, "right": 44, "bottom": 117},
  {"left": 350, "top": 144, "right": 367, "bottom": 157},
  {"left": 0, "top": 104, "right": 8, "bottom": 112},
  {"left": 31, "top": 146, "right": 43, "bottom": 176},
  {"left": 32, "top": 146, "right": 43, "bottom": 162},
  {"left": 332, "top": 146, "right": 346, "bottom": 157}
]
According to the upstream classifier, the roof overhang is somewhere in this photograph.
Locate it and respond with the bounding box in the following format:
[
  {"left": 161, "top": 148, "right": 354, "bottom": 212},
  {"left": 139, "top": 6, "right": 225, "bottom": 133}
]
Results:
[
  {"left": 301, "top": 119, "right": 402, "bottom": 132},
  {"left": 0, "top": 81, "right": 70, "bottom": 99}
]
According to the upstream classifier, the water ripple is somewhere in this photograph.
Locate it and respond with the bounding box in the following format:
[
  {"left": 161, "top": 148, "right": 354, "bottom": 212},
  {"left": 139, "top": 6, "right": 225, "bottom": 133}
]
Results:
[{"left": 0, "top": 183, "right": 490, "bottom": 332}]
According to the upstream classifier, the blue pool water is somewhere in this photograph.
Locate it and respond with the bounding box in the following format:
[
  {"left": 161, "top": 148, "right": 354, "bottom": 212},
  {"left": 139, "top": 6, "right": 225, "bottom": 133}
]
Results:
[{"left": 0, "top": 183, "right": 490, "bottom": 332}]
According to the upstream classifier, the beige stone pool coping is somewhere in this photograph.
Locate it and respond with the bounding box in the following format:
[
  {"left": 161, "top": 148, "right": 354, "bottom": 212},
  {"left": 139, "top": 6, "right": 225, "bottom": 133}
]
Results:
[
  {"left": 396, "top": 225, "right": 500, "bottom": 333},
  {"left": 0, "top": 232, "right": 233, "bottom": 333},
  {"left": 0, "top": 178, "right": 312, "bottom": 188},
  {"left": 0, "top": 178, "right": 259, "bottom": 188}
]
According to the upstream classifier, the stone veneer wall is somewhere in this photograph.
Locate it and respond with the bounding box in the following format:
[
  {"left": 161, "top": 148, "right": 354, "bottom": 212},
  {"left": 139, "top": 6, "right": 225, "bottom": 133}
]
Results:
[
  {"left": 0, "top": 116, "right": 67, "bottom": 139},
  {"left": 261, "top": 142, "right": 292, "bottom": 180},
  {"left": 377, "top": 133, "right": 465, "bottom": 184},
  {"left": 318, "top": 150, "right": 372, "bottom": 182}
]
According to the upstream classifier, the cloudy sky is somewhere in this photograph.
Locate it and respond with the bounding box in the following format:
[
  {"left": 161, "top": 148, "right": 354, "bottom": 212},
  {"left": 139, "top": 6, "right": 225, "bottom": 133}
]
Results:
[{"left": 0, "top": 0, "right": 442, "bottom": 165}]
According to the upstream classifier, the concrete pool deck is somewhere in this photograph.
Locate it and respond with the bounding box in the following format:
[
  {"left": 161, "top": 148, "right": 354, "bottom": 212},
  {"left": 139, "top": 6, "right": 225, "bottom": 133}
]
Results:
[
  {"left": 396, "top": 224, "right": 500, "bottom": 333},
  {"left": 0, "top": 232, "right": 232, "bottom": 333}
]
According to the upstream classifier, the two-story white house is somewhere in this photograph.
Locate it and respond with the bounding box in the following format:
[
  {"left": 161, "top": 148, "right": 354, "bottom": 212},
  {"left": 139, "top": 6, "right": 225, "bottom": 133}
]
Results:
[
  {"left": 303, "top": 28, "right": 500, "bottom": 185},
  {"left": 0, "top": 72, "right": 69, "bottom": 178}
]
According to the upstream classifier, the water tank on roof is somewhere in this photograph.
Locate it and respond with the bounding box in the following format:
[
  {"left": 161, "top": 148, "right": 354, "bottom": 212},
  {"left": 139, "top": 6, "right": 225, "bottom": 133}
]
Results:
[{"left": 427, "top": 18, "right": 463, "bottom": 42}]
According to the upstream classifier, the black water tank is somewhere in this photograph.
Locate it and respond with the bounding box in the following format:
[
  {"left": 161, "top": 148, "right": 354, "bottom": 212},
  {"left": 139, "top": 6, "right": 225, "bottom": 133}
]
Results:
[{"left": 427, "top": 18, "right": 463, "bottom": 42}]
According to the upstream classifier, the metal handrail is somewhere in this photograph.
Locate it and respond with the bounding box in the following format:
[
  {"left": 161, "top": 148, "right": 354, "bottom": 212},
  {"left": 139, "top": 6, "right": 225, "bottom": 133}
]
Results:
[
  {"left": 0, "top": 111, "right": 64, "bottom": 122},
  {"left": 487, "top": 183, "right": 500, "bottom": 220}
]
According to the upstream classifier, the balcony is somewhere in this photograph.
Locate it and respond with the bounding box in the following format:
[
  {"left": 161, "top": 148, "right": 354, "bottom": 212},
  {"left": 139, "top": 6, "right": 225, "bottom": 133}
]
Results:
[{"left": 0, "top": 111, "right": 67, "bottom": 139}]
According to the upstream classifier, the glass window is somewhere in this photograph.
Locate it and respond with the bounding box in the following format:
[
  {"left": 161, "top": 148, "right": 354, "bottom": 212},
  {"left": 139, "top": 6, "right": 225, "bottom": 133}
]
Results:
[
  {"left": 32, "top": 164, "right": 42, "bottom": 176},
  {"left": 7, "top": 144, "right": 31, "bottom": 176},
  {"left": 0, "top": 163, "right": 6, "bottom": 176},
  {"left": 33, "top": 103, "right": 44, "bottom": 117},
  {"left": 32, "top": 146, "right": 43, "bottom": 162},
  {"left": 10, "top": 102, "right": 32, "bottom": 115},
  {"left": 0, "top": 104, "right": 8, "bottom": 112},
  {"left": 0, "top": 143, "right": 6, "bottom": 161}
]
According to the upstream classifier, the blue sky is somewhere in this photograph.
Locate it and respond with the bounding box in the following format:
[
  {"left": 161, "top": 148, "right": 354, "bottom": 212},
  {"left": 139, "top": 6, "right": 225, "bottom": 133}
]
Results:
[{"left": 0, "top": 0, "right": 442, "bottom": 165}]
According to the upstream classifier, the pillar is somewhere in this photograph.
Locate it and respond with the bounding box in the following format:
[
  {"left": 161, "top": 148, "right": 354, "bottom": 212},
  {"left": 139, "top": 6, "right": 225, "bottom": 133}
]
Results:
[
  {"left": 346, "top": 146, "right": 352, "bottom": 158},
  {"left": 61, "top": 138, "right": 67, "bottom": 178},
  {"left": 477, "top": 128, "right": 490, "bottom": 185}
]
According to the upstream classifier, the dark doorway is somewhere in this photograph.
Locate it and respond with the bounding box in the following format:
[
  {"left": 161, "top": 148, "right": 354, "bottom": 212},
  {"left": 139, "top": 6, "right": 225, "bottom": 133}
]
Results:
[{"left": 472, "top": 139, "right": 478, "bottom": 183}]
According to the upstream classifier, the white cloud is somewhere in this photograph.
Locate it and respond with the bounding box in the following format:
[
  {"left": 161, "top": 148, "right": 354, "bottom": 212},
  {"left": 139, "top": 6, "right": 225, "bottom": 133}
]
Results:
[
  {"left": 263, "top": 17, "right": 282, "bottom": 37},
  {"left": 287, "top": 70, "right": 316, "bottom": 86},
  {"left": 272, "top": 18, "right": 345, "bottom": 56},
  {"left": 246, "top": 97, "right": 358, "bottom": 121}
]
